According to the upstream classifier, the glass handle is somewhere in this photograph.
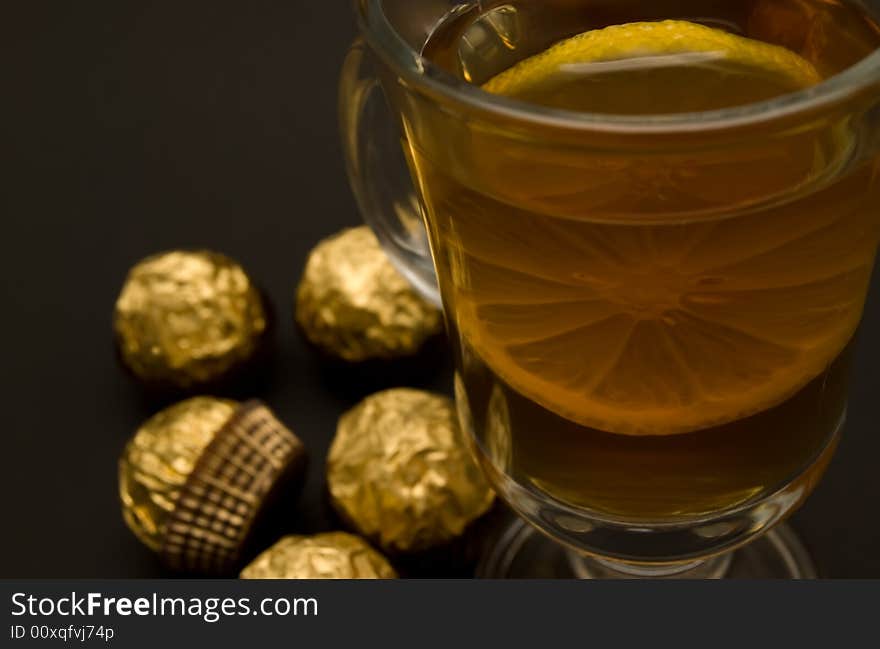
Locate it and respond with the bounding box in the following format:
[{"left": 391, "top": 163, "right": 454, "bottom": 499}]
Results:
[{"left": 338, "top": 38, "right": 441, "bottom": 305}]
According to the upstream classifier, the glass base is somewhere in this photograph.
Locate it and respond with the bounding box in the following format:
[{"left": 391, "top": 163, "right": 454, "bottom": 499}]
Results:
[{"left": 477, "top": 517, "right": 817, "bottom": 579}]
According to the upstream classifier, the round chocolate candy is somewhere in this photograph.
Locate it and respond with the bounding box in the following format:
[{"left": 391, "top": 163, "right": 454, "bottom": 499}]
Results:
[
  {"left": 240, "top": 532, "right": 397, "bottom": 579},
  {"left": 295, "top": 226, "right": 442, "bottom": 362},
  {"left": 327, "top": 388, "right": 495, "bottom": 553},
  {"left": 114, "top": 250, "right": 267, "bottom": 388},
  {"left": 119, "top": 397, "right": 306, "bottom": 575}
]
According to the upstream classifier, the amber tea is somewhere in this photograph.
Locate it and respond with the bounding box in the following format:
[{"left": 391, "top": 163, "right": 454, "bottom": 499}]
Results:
[{"left": 409, "top": 0, "right": 880, "bottom": 519}]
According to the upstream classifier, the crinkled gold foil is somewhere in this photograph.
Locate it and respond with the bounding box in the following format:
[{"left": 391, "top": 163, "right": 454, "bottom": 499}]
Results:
[
  {"left": 484, "top": 384, "right": 513, "bottom": 474},
  {"left": 121, "top": 398, "right": 308, "bottom": 575},
  {"left": 119, "top": 397, "right": 237, "bottom": 551},
  {"left": 240, "top": 532, "right": 397, "bottom": 579},
  {"left": 327, "top": 389, "right": 495, "bottom": 553},
  {"left": 114, "top": 250, "right": 266, "bottom": 387},
  {"left": 295, "top": 227, "right": 442, "bottom": 362}
]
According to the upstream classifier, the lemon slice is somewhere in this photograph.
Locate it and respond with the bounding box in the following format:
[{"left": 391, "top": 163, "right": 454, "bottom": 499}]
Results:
[
  {"left": 450, "top": 178, "right": 873, "bottom": 436},
  {"left": 483, "top": 20, "right": 820, "bottom": 112},
  {"left": 445, "top": 19, "right": 857, "bottom": 437}
]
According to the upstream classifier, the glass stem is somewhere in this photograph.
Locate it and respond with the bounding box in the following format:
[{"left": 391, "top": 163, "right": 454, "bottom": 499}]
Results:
[{"left": 568, "top": 551, "right": 733, "bottom": 579}]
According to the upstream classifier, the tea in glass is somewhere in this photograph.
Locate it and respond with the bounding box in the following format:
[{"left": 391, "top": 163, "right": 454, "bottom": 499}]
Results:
[{"left": 411, "top": 0, "right": 880, "bottom": 520}]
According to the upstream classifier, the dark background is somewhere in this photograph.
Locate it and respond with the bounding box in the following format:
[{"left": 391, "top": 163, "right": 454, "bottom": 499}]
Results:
[{"left": 2, "top": 2, "right": 879, "bottom": 578}]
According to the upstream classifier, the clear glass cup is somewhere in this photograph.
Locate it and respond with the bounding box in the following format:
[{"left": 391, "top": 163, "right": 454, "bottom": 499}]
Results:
[{"left": 340, "top": 0, "right": 880, "bottom": 578}]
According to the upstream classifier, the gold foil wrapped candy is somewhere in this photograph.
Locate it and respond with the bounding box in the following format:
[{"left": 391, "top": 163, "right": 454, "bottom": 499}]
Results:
[
  {"left": 114, "top": 250, "right": 267, "bottom": 388},
  {"left": 240, "top": 532, "right": 397, "bottom": 579},
  {"left": 295, "top": 226, "right": 443, "bottom": 362},
  {"left": 119, "top": 397, "right": 306, "bottom": 574},
  {"left": 327, "top": 388, "right": 495, "bottom": 553}
]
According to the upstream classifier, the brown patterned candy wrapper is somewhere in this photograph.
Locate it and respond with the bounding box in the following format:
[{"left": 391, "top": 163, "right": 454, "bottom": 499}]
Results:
[
  {"left": 240, "top": 532, "right": 397, "bottom": 579},
  {"left": 114, "top": 250, "right": 268, "bottom": 390},
  {"left": 327, "top": 388, "right": 495, "bottom": 555},
  {"left": 295, "top": 227, "right": 443, "bottom": 363},
  {"left": 119, "top": 397, "right": 306, "bottom": 575}
]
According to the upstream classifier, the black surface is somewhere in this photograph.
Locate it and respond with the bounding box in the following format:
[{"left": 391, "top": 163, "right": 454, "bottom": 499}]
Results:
[{"left": 2, "top": 2, "right": 879, "bottom": 578}]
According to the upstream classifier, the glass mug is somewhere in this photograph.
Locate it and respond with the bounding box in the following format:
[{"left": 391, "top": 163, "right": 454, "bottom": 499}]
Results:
[{"left": 340, "top": 0, "right": 880, "bottom": 578}]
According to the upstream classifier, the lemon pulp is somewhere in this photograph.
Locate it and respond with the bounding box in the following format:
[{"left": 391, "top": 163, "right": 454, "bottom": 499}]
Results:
[{"left": 447, "top": 20, "right": 870, "bottom": 436}]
